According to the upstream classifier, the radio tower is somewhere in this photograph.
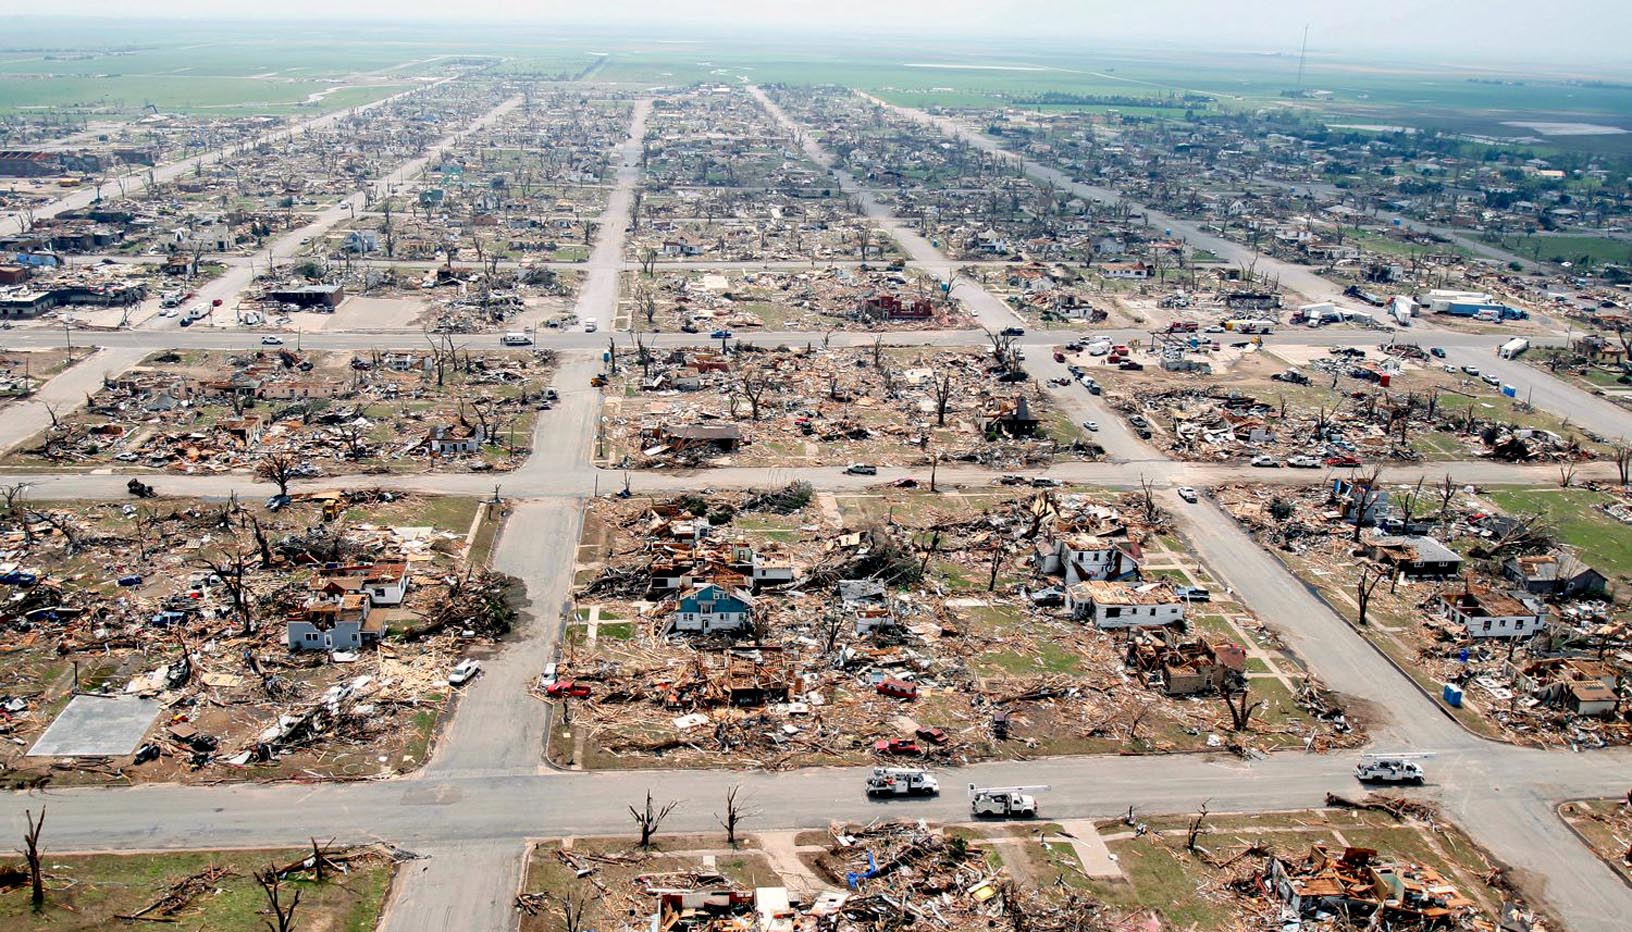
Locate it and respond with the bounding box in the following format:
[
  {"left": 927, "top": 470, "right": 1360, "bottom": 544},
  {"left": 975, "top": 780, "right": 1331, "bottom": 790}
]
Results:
[{"left": 1296, "top": 24, "right": 1310, "bottom": 91}]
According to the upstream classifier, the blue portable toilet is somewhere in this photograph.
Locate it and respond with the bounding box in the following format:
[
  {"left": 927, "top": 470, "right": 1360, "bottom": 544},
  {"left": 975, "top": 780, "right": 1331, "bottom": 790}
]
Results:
[{"left": 1442, "top": 683, "right": 1464, "bottom": 708}]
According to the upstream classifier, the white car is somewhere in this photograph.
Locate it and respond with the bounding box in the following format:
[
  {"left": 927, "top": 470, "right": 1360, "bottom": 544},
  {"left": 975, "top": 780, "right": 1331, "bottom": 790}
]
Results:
[
  {"left": 1250, "top": 455, "right": 1281, "bottom": 468},
  {"left": 1177, "top": 487, "right": 1199, "bottom": 503},
  {"left": 1081, "top": 420, "right": 1099, "bottom": 431},
  {"left": 260, "top": 335, "right": 284, "bottom": 345},
  {"left": 448, "top": 659, "right": 482, "bottom": 686}
]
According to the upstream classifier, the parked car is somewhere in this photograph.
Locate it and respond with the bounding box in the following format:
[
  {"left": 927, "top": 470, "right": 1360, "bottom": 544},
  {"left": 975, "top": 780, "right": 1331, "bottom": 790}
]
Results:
[
  {"left": 1000, "top": 327, "right": 1025, "bottom": 337},
  {"left": 545, "top": 680, "right": 592, "bottom": 699},
  {"left": 1287, "top": 455, "right": 1321, "bottom": 468},
  {"left": 1176, "top": 487, "right": 1199, "bottom": 503},
  {"left": 845, "top": 463, "right": 878, "bottom": 475},
  {"left": 447, "top": 659, "right": 482, "bottom": 686},
  {"left": 873, "top": 738, "right": 922, "bottom": 756},
  {"left": 1081, "top": 420, "right": 1099, "bottom": 431},
  {"left": 1429, "top": 347, "right": 1446, "bottom": 358},
  {"left": 1203, "top": 324, "right": 1225, "bottom": 333},
  {"left": 1481, "top": 374, "right": 1501, "bottom": 386},
  {"left": 1461, "top": 365, "right": 1481, "bottom": 376},
  {"left": 260, "top": 335, "right": 283, "bottom": 345},
  {"left": 915, "top": 726, "right": 950, "bottom": 746},
  {"left": 1250, "top": 455, "right": 1281, "bottom": 468},
  {"left": 116, "top": 574, "right": 144, "bottom": 587},
  {"left": 876, "top": 678, "right": 919, "bottom": 700},
  {"left": 710, "top": 329, "right": 733, "bottom": 340},
  {"left": 1325, "top": 455, "right": 1362, "bottom": 467},
  {"left": 0, "top": 571, "right": 39, "bottom": 587},
  {"left": 1175, "top": 586, "right": 1212, "bottom": 602}
]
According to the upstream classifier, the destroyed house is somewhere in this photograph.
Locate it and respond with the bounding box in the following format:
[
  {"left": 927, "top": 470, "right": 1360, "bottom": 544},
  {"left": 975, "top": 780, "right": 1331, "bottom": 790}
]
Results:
[
  {"left": 1262, "top": 845, "right": 1475, "bottom": 924},
  {"left": 1509, "top": 657, "right": 1624, "bottom": 716},
  {"left": 217, "top": 416, "right": 263, "bottom": 447},
  {"left": 265, "top": 284, "right": 345, "bottom": 309},
  {"left": 1125, "top": 631, "right": 1248, "bottom": 696},
  {"left": 658, "top": 423, "right": 743, "bottom": 452},
  {"left": 315, "top": 561, "right": 410, "bottom": 605},
  {"left": 856, "top": 293, "right": 934, "bottom": 321},
  {"left": 730, "top": 544, "right": 795, "bottom": 587},
  {"left": 427, "top": 422, "right": 485, "bottom": 456},
  {"left": 1065, "top": 580, "right": 1186, "bottom": 629},
  {"left": 1038, "top": 534, "right": 1141, "bottom": 585},
  {"left": 1503, "top": 550, "right": 1608, "bottom": 598},
  {"left": 1364, "top": 535, "right": 1463, "bottom": 579},
  {"left": 982, "top": 396, "right": 1041, "bottom": 438},
  {"left": 287, "top": 594, "right": 381, "bottom": 652},
  {"left": 672, "top": 583, "right": 756, "bottom": 634},
  {"left": 1433, "top": 586, "right": 1547, "bottom": 639}
]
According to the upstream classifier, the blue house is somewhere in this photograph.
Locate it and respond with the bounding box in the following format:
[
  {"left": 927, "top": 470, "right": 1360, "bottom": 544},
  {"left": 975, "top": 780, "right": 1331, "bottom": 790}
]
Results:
[{"left": 673, "top": 583, "right": 756, "bottom": 634}]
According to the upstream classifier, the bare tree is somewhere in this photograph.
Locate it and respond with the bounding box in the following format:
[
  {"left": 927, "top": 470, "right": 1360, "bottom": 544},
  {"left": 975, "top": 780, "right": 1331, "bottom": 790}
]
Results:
[
  {"left": 629, "top": 790, "right": 679, "bottom": 850},
  {"left": 1437, "top": 473, "right": 1459, "bottom": 527},
  {"left": 1349, "top": 467, "right": 1383, "bottom": 543},
  {"left": 981, "top": 327, "right": 1018, "bottom": 366},
  {"left": 733, "top": 361, "right": 773, "bottom": 421},
  {"left": 22, "top": 805, "right": 45, "bottom": 912},
  {"left": 934, "top": 374, "right": 954, "bottom": 427},
  {"left": 257, "top": 452, "right": 298, "bottom": 498},
  {"left": 1558, "top": 460, "right": 1578, "bottom": 489},
  {"left": 1185, "top": 799, "right": 1211, "bottom": 852},
  {"left": 195, "top": 545, "right": 256, "bottom": 635},
  {"left": 255, "top": 865, "right": 300, "bottom": 932},
  {"left": 1222, "top": 688, "right": 1262, "bottom": 732},
  {"left": 1616, "top": 446, "right": 1632, "bottom": 487},
  {"left": 1356, "top": 562, "right": 1386, "bottom": 627},
  {"left": 1136, "top": 474, "right": 1163, "bottom": 525},
  {"left": 717, "top": 785, "right": 755, "bottom": 847},
  {"left": 639, "top": 246, "right": 658, "bottom": 276},
  {"left": 559, "top": 888, "right": 592, "bottom": 932}
]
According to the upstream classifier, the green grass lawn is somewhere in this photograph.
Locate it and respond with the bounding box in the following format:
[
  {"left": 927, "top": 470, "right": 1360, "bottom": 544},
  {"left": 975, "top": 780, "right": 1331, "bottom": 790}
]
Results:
[
  {"left": 0, "top": 848, "right": 391, "bottom": 931},
  {"left": 1484, "top": 487, "right": 1632, "bottom": 577}
]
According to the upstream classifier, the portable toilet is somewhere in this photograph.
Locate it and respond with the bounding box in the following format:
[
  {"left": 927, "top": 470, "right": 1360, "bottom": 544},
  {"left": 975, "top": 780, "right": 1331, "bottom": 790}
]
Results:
[{"left": 1442, "top": 683, "right": 1464, "bottom": 708}]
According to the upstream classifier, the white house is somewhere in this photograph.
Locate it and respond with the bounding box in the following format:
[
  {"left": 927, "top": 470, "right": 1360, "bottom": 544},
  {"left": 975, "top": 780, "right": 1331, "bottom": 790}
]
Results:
[
  {"left": 733, "top": 544, "right": 795, "bottom": 587},
  {"left": 1065, "top": 581, "right": 1186, "bottom": 630},
  {"left": 312, "top": 562, "right": 411, "bottom": 607},
  {"left": 1434, "top": 586, "right": 1548, "bottom": 639},
  {"left": 1039, "top": 535, "right": 1141, "bottom": 585}
]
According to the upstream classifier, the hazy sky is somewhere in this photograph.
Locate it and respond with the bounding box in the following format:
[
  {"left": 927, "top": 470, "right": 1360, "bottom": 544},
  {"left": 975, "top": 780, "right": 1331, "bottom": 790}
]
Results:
[{"left": 6, "top": 1, "right": 1629, "bottom": 65}]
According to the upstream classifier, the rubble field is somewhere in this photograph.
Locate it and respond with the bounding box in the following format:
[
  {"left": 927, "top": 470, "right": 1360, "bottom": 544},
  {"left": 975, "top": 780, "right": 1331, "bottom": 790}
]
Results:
[
  {"left": 1557, "top": 797, "right": 1632, "bottom": 885},
  {"left": 627, "top": 189, "right": 895, "bottom": 265},
  {"left": 600, "top": 344, "right": 1095, "bottom": 470},
  {"left": 1220, "top": 480, "right": 1632, "bottom": 748},
  {"left": 515, "top": 802, "right": 1544, "bottom": 932},
  {"left": 5, "top": 346, "right": 556, "bottom": 474},
  {"left": 619, "top": 267, "right": 973, "bottom": 333},
  {"left": 0, "top": 491, "right": 515, "bottom": 786},
  {"left": 1085, "top": 341, "right": 1607, "bottom": 465},
  {"left": 547, "top": 484, "right": 1359, "bottom": 772},
  {"left": 0, "top": 843, "right": 397, "bottom": 931}
]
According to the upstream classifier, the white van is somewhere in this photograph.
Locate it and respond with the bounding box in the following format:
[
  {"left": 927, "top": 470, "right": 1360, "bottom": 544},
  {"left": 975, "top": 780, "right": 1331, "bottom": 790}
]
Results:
[
  {"left": 501, "top": 332, "right": 532, "bottom": 346},
  {"left": 582, "top": 318, "right": 598, "bottom": 332}
]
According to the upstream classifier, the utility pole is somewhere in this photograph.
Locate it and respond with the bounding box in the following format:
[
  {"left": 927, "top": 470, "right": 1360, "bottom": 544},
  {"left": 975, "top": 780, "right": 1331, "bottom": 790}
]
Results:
[{"left": 1296, "top": 25, "right": 1310, "bottom": 92}]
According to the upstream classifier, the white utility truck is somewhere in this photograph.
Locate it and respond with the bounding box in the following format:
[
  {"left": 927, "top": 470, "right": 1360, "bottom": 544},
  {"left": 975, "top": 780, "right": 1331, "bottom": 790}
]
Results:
[
  {"left": 866, "top": 767, "right": 940, "bottom": 797},
  {"left": 969, "top": 783, "right": 1049, "bottom": 818}
]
